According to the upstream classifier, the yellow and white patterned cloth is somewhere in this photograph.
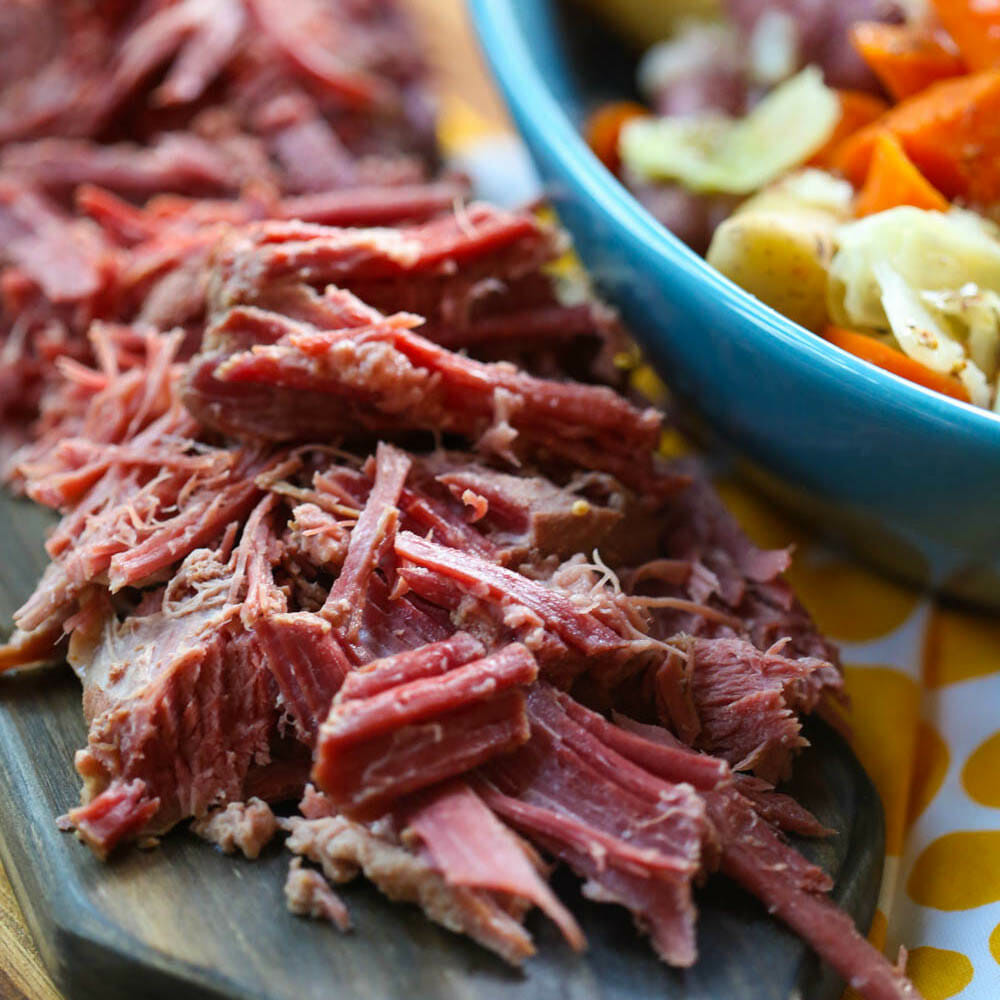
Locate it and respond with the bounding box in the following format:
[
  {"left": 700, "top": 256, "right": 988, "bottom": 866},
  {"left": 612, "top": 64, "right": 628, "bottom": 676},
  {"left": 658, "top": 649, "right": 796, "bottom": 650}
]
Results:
[{"left": 439, "top": 99, "right": 1000, "bottom": 1000}]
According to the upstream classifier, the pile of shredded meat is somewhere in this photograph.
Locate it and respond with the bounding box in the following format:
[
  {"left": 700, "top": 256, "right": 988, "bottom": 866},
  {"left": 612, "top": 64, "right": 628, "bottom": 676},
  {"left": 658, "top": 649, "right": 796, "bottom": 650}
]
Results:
[
  {"left": 0, "top": 0, "right": 447, "bottom": 455},
  {"left": 0, "top": 3, "right": 919, "bottom": 999}
]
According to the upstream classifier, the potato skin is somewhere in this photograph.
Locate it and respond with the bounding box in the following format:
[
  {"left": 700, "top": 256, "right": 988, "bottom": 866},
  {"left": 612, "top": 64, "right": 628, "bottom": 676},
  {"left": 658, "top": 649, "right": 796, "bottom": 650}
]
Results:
[{"left": 706, "top": 211, "right": 837, "bottom": 332}]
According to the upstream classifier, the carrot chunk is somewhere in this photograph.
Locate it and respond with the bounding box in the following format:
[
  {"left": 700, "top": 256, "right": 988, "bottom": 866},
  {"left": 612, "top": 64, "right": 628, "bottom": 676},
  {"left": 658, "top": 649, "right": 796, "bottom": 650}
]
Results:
[
  {"left": 585, "top": 101, "right": 649, "bottom": 174},
  {"left": 854, "top": 132, "right": 949, "bottom": 216},
  {"left": 823, "top": 325, "right": 971, "bottom": 402},
  {"left": 832, "top": 69, "right": 1000, "bottom": 203},
  {"left": 808, "top": 90, "right": 889, "bottom": 168},
  {"left": 850, "top": 21, "right": 965, "bottom": 101},
  {"left": 932, "top": 0, "right": 1000, "bottom": 71}
]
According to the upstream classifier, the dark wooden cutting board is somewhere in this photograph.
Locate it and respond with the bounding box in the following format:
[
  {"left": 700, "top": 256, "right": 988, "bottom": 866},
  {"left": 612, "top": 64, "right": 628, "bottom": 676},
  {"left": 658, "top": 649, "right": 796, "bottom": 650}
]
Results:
[{"left": 0, "top": 491, "right": 884, "bottom": 1000}]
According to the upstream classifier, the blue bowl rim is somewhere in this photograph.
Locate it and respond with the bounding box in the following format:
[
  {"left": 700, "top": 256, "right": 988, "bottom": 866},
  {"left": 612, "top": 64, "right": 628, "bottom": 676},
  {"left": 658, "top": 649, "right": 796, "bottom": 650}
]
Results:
[{"left": 467, "top": 0, "right": 1000, "bottom": 444}]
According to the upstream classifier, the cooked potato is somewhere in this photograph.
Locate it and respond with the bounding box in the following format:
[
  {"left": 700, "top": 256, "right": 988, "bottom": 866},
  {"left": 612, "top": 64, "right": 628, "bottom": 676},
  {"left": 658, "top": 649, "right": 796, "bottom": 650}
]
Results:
[
  {"left": 706, "top": 211, "right": 837, "bottom": 332},
  {"left": 573, "top": 0, "right": 720, "bottom": 49},
  {"left": 733, "top": 168, "right": 854, "bottom": 223}
]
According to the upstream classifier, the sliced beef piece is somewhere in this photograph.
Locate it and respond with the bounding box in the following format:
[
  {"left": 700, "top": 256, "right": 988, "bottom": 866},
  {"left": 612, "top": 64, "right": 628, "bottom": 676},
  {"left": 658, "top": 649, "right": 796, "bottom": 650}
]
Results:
[
  {"left": 247, "top": 0, "right": 392, "bottom": 112},
  {"left": 224, "top": 483, "right": 355, "bottom": 746},
  {"left": 732, "top": 775, "right": 832, "bottom": 838},
  {"left": 635, "top": 462, "right": 842, "bottom": 672},
  {"left": 658, "top": 636, "right": 839, "bottom": 783},
  {"left": 0, "top": 613, "right": 68, "bottom": 674},
  {"left": 254, "top": 89, "right": 371, "bottom": 192},
  {"left": 61, "top": 528, "right": 294, "bottom": 852},
  {"left": 395, "top": 530, "right": 639, "bottom": 686},
  {"left": 432, "top": 462, "right": 625, "bottom": 563},
  {"left": 1, "top": 134, "right": 252, "bottom": 200},
  {"left": 208, "top": 206, "right": 559, "bottom": 314},
  {"left": 19, "top": 398, "right": 198, "bottom": 516},
  {"left": 275, "top": 180, "right": 465, "bottom": 227},
  {"left": 564, "top": 698, "right": 731, "bottom": 792},
  {"left": 609, "top": 715, "right": 920, "bottom": 1000},
  {"left": 396, "top": 471, "right": 500, "bottom": 562},
  {"left": 61, "top": 440, "right": 268, "bottom": 594},
  {"left": 478, "top": 684, "right": 708, "bottom": 967},
  {"left": 104, "top": 0, "right": 247, "bottom": 113},
  {"left": 0, "top": 181, "right": 113, "bottom": 307},
  {"left": 249, "top": 612, "right": 354, "bottom": 743},
  {"left": 321, "top": 442, "right": 410, "bottom": 644},
  {"left": 8, "top": 358, "right": 220, "bottom": 641},
  {"left": 77, "top": 180, "right": 466, "bottom": 246},
  {"left": 6, "top": 561, "right": 78, "bottom": 647},
  {"left": 62, "top": 778, "right": 161, "bottom": 860},
  {"left": 313, "top": 643, "right": 539, "bottom": 818},
  {"left": 283, "top": 809, "right": 535, "bottom": 965},
  {"left": 337, "top": 633, "right": 484, "bottom": 701},
  {"left": 349, "top": 569, "right": 455, "bottom": 663},
  {"left": 708, "top": 788, "right": 919, "bottom": 1000},
  {"left": 395, "top": 779, "right": 585, "bottom": 951},
  {"left": 184, "top": 301, "right": 663, "bottom": 489}
]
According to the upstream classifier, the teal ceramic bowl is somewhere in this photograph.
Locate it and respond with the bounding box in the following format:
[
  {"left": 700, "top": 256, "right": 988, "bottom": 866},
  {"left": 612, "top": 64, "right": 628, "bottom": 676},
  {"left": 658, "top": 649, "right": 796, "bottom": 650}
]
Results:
[{"left": 468, "top": 0, "right": 1000, "bottom": 607}]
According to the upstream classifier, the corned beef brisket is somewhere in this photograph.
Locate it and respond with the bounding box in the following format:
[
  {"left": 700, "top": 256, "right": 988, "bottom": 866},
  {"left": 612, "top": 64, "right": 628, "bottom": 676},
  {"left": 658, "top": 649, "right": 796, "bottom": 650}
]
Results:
[{"left": 0, "top": 3, "right": 918, "bottom": 998}]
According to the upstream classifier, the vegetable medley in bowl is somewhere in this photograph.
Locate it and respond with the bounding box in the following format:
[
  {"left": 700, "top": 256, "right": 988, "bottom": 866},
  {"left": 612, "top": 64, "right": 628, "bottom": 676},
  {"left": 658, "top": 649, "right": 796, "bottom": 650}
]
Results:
[{"left": 586, "top": 0, "right": 1000, "bottom": 412}]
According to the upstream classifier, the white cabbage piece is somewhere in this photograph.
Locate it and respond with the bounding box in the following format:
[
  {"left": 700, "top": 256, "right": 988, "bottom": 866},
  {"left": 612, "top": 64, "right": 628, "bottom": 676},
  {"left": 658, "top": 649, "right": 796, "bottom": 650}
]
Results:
[
  {"left": 829, "top": 207, "right": 1000, "bottom": 408},
  {"left": 619, "top": 66, "right": 839, "bottom": 194},
  {"left": 874, "top": 263, "right": 991, "bottom": 406},
  {"left": 829, "top": 207, "right": 1000, "bottom": 329},
  {"left": 923, "top": 285, "right": 1000, "bottom": 410},
  {"left": 922, "top": 285, "right": 1000, "bottom": 379}
]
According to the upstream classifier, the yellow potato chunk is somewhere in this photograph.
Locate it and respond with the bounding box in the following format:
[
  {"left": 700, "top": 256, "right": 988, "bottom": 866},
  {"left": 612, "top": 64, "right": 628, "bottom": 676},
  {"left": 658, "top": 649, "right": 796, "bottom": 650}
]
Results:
[{"left": 706, "top": 211, "right": 837, "bottom": 333}]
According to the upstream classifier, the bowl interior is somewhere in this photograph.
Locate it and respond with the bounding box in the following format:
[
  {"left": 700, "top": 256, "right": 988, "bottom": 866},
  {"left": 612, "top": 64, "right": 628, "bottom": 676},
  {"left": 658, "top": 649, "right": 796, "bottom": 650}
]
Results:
[
  {"left": 475, "top": 0, "right": 1000, "bottom": 434},
  {"left": 469, "top": 0, "right": 1000, "bottom": 607}
]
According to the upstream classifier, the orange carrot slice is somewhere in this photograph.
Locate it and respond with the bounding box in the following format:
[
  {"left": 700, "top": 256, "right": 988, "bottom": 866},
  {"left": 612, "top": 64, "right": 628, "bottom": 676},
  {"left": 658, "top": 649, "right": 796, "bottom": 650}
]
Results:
[
  {"left": 585, "top": 101, "right": 649, "bottom": 174},
  {"left": 854, "top": 132, "right": 949, "bottom": 216},
  {"left": 808, "top": 90, "right": 889, "bottom": 168},
  {"left": 850, "top": 21, "right": 965, "bottom": 101},
  {"left": 833, "top": 69, "right": 1000, "bottom": 203},
  {"left": 823, "top": 325, "right": 971, "bottom": 402},
  {"left": 932, "top": 0, "right": 1000, "bottom": 71}
]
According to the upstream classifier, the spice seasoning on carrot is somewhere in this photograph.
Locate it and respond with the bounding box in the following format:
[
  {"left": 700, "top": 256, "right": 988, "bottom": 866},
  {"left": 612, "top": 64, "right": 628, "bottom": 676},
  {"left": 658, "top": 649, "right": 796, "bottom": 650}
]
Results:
[
  {"left": 832, "top": 69, "right": 1000, "bottom": 203},
  {"left": 849, "top": 21, "right": 965, "bottom": 101},
  {"left": 854, "top": 132, "right": 949, "bottom": 216},
  {"left": 823, "top": 325, "right": 971, "bottom": 402}
]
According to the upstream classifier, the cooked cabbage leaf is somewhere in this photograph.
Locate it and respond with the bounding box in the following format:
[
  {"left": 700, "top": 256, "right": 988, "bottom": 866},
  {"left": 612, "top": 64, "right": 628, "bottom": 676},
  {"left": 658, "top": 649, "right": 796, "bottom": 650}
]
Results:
[
  {"left": 619, "top": 67, "right": 839, "bottom": 195},
  {"left": 829, "top": 208, "right": 1000, "bottom": 408}
]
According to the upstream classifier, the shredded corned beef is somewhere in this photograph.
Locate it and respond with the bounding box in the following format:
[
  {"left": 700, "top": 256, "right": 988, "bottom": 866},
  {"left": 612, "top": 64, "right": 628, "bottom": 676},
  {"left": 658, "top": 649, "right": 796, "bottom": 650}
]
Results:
[
  {"left": 1, "top": 283, "right": 915, "bottom": 996},
  {"left": 191, "top": 797, "right": 279, "bottom": 859},
  {"left": 284, "top": 856, "right": 353, "bottom": 931},
  {"left": 0, "top": 3, "right": 919, "bottom": 999}
]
